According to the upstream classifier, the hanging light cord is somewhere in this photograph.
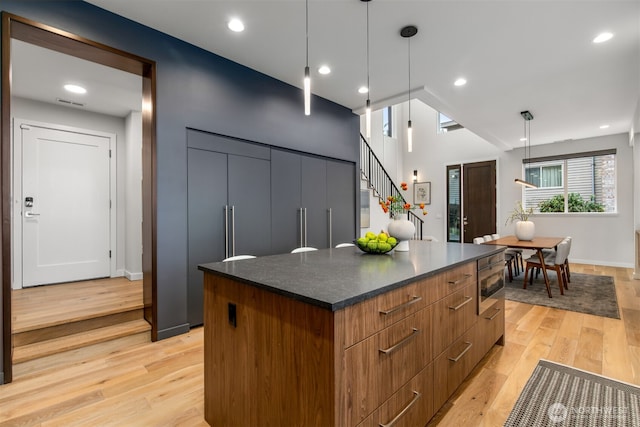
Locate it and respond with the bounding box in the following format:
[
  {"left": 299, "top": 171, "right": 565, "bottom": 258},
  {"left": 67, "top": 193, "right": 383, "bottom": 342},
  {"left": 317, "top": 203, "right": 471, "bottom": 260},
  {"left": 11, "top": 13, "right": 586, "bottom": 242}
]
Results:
[
  {"left": 305, "top": 0, "right": 309, "bottom": 67},
  {"left": 366, "top": 2, "right": 370, "bottom": 95},
  {"left": 408, "top": 35, "right": 411, "bottom": 118}
]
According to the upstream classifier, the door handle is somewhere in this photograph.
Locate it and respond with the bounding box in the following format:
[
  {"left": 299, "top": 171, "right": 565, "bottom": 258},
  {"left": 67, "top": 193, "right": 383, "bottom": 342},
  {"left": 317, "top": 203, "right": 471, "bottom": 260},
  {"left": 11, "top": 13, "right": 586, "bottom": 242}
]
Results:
[
  {"left": 224, "top": 206, "right": 229, "bottom": 259},
  {"left": 230, "top": 205, "right": 236, "bottom": 257},
  {"left": 25, "top": 211, "right": 40, "bottom": 218},
  {"left": 328, "top": 208, "right": 332, "bottom": 248},
  {"left": 303, "top": 208, "right": 308, "bottom": 246}
]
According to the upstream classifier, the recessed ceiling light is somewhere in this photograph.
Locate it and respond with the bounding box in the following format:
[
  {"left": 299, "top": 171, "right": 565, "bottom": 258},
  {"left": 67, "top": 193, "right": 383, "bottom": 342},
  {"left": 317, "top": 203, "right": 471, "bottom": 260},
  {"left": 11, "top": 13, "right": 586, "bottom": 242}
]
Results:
[
  {"left": 593, "top": 32, "right": 613, "bottom": 43},
  {"left": 358, "top": 86, "right": 369, "bottom": 94},
  {"left": 64, "top": 84, "right": 86, "bottom": 94},
  {"left": 520, "top": 137, "right": 527, "bottom": 142},
  {"left": 318, "top": 65, "right": 331, "bottom": 75},
  {"left": 454, "top": 78, "right": 467, "bottom": 87},
  {"left": 599, "top": 124, "right": 610, "bottom": 129},
  {"left": 228, "top": 18, "right": 245, "bottom": 32}
]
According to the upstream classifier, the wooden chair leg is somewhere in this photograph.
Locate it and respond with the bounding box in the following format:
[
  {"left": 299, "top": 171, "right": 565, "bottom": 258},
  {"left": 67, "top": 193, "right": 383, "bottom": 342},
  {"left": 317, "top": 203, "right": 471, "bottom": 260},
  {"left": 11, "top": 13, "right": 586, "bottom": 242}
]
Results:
[
  {"left": 523, "top": 264, "right": 532, "bottom": 289},
  {"left": 507, "top": 261, "right": 513, "bottom": 282},
  {"left": 562, "top": 265, "right": 569, "bottom": 290},
  {"left": 565, "top": 260, "right": 571, "bottom": 282},
  {"left": 554, "top": 266, "right": 564, "bottom": 295}
]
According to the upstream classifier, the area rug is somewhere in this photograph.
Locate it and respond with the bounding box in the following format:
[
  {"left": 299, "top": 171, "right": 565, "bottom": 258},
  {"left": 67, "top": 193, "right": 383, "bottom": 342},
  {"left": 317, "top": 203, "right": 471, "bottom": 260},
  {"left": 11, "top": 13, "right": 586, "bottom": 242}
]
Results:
[
  {"left": 504, "top": 272, "right": 620, "bottom": 319},
  {"left": 505, "top": 359, "right": 640, "bottom": 426}
]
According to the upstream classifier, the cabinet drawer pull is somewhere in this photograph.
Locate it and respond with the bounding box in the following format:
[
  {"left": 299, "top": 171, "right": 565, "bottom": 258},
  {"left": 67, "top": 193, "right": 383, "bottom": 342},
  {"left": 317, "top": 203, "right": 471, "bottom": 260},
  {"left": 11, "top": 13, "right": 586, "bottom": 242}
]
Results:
[
  {"left": 448, "top": 274, "right": 472, "bottom": 285},
  {"left": 449, "top": 296, "right": 472, "bottom": 311},
  {"left": 379, "top": 390, "right": 421, "bottom": 427},
  {"left": 485, "top": 307, "right": 501, "bottom": 320},
  {"left": 448, "top": 341, "right": 473, "bottom": 362},
  {"left": 379, "top": 296, "right": 422, "bottom": 315},
  {"left": 378, "top": 328, "right": 419, "bottom": 355}
]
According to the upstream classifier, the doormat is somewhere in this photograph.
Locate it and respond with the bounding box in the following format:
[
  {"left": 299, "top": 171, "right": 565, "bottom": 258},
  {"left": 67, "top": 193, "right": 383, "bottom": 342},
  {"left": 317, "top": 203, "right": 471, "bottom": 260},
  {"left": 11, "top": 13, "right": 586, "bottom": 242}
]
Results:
[
  {"left": 505, "top": 359, "right": 640, "bottom": 426},
  {"left": 504, "top": 272, "right": 620, "bottom": 319}
]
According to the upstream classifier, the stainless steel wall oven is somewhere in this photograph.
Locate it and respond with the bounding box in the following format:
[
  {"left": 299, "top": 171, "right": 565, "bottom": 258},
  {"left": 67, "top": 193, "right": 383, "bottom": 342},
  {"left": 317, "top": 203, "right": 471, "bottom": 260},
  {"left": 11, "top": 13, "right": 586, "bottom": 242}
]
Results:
[{"left": 477, "top": 252, "right": 505, "bottom": 315}]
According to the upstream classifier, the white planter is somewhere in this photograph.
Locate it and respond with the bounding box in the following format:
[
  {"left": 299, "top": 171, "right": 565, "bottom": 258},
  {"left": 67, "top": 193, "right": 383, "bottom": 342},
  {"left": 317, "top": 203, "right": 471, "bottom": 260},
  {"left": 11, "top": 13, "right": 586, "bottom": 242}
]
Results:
[
  {"left": 387, "top": 218, "right": 415, "bottom": 252},
  {"left": 515, "top": 220, "right": 535, "bottom": 241}
]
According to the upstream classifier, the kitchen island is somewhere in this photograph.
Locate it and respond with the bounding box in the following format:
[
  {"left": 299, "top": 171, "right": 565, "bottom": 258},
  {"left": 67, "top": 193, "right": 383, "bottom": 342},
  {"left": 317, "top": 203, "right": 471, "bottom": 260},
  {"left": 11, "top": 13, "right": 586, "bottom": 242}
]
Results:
[{"left": 199, "top": 240, "right": 505, "bottom": 427}]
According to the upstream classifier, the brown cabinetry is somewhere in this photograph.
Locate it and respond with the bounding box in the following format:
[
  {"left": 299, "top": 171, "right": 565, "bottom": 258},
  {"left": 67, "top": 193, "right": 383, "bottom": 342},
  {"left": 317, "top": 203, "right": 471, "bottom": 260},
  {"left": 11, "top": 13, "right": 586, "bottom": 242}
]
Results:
[{"left": 203, "top": 253, "right": 505, "bottom": 427}]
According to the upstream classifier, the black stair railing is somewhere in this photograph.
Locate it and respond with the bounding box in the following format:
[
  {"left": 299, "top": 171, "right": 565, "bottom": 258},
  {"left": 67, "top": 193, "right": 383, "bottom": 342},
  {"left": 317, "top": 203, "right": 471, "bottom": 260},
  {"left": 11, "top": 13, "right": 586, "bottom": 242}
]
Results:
[{"left": 360, "top": 134, "right": 423, "bottom": 240}]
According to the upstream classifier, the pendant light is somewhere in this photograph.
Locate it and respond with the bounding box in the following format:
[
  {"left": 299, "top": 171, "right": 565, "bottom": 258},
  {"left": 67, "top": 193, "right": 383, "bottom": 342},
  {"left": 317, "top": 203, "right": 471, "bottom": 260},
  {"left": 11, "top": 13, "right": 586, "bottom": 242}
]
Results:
[
  {"left": 401, "top": 25, "right": 418, "bottom": 152},
  {"left": 303, "top": 0, "right": 311, "bottom": 116},
  {"left": 362, "top": 0, "right": 372, "bottom": 139},
  {"left": 515, "top": 110, "right": 538, "bottom": 188}
]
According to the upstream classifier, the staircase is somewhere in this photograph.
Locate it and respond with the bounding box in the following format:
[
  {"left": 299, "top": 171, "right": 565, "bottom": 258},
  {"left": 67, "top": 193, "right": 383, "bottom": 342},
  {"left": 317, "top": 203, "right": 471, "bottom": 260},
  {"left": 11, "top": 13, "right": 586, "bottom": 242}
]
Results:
[
  {"left": 360, "top": 134, "right": 423, "bottom": 239},
  {"left": 12, "top": 278, "right": 150, "bottom": 368}
]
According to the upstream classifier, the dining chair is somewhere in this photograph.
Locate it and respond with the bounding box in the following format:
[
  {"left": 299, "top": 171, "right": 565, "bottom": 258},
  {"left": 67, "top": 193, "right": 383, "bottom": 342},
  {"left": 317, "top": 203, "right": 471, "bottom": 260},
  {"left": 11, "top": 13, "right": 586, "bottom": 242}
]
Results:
[
  {"left": 475, "top": 236, "right": 515, "bottom": 282},
  {"left": 291, "top": 247, "right": 318, "bottom": 253},
  {"left": 523, "top": 240, "right": 570, "bottom": 295},
  {"left": 222, "top": 255, "right": 257, "bottom": 262},
  {"left": 492, "top": 233, "right": 523, "bottom": 275},
  {"left": 540, "top": 236, "right": 572, "bottom": 283},
  {"left": 335, "top": 243, "right": 355, "bottom": 248}
]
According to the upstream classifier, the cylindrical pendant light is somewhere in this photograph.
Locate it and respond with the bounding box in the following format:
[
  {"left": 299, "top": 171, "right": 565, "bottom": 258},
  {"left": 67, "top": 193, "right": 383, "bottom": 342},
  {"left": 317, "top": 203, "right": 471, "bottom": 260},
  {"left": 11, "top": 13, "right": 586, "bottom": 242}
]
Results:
[
  {"left": 304, "top": 0, "right": 311, "bottom": 116},
  {"left": 401, "top": 25, "right": 418, "bottom": 152},
  {"left": 515, "top": 110, "right": 537, "bottom": 188}
]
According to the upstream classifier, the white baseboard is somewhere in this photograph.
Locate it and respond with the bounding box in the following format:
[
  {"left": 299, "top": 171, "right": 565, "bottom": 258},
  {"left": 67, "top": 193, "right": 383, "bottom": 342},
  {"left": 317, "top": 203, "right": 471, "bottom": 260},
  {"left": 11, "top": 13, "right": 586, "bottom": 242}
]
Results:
[
  {"left": 570, "top": 258, "right": 634, "bottom": 269},
  {"left": 125, "top": 270, "right": 143, "bottom": 281}
]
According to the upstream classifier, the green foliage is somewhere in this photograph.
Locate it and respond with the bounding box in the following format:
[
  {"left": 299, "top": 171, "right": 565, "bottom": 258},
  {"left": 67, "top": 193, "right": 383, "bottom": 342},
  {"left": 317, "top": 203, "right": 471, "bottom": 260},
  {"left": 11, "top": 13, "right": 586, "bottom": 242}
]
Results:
[
  {"left": 505, "top": 201, "right": 533, "bottom": 225},
  {"left": 538, "top": 193, "right": 605, "bottom": 213}
]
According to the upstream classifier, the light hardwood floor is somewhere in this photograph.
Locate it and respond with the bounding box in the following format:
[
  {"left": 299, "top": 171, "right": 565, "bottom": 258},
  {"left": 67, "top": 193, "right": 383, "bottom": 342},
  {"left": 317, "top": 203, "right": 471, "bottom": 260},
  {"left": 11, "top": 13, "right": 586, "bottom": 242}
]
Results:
[{"left": 1, "top": 264, "right": 638, "bottom": 426}]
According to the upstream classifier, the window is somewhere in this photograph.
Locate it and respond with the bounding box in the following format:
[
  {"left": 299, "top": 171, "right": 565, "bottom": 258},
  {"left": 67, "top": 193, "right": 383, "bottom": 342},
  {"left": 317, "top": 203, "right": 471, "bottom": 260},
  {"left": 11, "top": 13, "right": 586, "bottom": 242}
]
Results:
[
  {"left": 382, "top": 106, "right": 392, "bottom": 137},
  {"left": 522, "top": 150, "right": 616, "bottom": 213},
  {"left": 438, "top": 112, "right": 463, "bottom": 133}
]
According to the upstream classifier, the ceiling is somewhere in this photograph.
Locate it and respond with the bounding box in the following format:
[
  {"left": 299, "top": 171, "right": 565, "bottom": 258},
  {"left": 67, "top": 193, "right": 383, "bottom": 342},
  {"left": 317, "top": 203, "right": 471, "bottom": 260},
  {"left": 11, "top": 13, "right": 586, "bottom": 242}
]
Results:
[{"left": 18, "top": 1, "right": 640, "bottom": 150}]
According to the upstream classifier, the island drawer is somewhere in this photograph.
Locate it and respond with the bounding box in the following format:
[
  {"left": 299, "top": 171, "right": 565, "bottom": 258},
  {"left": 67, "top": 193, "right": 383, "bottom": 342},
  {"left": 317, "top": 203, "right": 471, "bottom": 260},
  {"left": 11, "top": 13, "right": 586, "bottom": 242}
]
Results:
[
  {"left": 431, "top": 282, "right": 477, "bottom": 357},
  {"left": 432, "top": 322, "right": 483, "bottom": 410},
  {"left": 478, "top": 298, "right": 505, "bottom": 355},
  {"left": 343, "top": 279, "right": 432, "bottom": 347},
  {"left": 431, "top": 261, "right": 476, "bottom": 301},
  {"left": 355, "top": 363, "right": 434, "bottom": 427},
  {"left": 345, "top": 307, "right": 431, "bottom": 426}
]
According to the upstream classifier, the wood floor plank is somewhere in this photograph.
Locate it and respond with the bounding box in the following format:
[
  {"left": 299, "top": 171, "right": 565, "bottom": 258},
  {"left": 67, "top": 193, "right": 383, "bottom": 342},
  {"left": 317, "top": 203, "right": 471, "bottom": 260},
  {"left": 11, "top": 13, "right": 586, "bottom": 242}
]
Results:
[{"left": 2, "top": 264, "right": 639, "bottom": 426}]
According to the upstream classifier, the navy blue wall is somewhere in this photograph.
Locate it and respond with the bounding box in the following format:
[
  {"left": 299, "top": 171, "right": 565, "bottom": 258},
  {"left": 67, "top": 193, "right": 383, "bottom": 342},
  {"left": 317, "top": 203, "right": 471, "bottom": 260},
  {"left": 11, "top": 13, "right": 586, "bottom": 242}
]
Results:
[{"left": 0, "top": 0, "right": 359, "bottom": 365}]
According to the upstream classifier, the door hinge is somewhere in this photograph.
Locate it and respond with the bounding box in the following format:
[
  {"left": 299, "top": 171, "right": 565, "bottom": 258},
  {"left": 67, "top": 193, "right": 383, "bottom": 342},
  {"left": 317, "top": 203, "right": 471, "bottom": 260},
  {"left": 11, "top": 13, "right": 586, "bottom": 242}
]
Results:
[
  {"left": 109, "top": 250, "right": 112, "bottom": 258},
  {"left": 109, "top": 149, "right": 112, "bottom": 158},
  {"left": 20, "top": 124, "right": 30, "bottom": 130}
]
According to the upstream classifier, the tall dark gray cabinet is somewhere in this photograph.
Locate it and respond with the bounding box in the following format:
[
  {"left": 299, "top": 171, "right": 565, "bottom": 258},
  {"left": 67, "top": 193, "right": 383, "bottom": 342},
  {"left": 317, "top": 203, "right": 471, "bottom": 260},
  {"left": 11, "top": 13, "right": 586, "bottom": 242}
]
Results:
[
  {"left": 271, "top": 149, "right": 356, "bottom": 253},
  {"left": 187, "top": 130, "right": 356, "bottom": 326},
  {"left": 187, "top": 130, "right": 271, "bottom": 326}
]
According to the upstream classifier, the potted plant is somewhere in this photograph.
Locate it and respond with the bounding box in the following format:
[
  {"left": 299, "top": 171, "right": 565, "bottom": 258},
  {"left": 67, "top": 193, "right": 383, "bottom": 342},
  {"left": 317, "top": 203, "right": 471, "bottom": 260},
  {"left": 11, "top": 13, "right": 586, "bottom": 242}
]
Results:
[{"left": 505, "top": 201, "right": 535, "bottom": 241}]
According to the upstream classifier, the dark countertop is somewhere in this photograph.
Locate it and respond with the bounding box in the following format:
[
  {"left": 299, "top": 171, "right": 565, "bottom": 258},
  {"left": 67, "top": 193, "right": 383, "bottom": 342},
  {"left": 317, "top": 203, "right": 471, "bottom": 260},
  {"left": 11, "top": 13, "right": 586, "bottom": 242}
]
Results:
[{"left": 198, "top": 240, "right": 505, "bottom": 311}]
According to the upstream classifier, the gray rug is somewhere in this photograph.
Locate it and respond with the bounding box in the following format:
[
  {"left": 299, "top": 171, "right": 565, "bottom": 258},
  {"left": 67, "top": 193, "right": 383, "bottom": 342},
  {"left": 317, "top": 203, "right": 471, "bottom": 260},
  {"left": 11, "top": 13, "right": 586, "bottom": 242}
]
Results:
[
  {"left": 504, "top": 272, "right": 620, "bottom": 319},
  {"left": 505, "top": 359, "right": 640, "bottom": 426}
]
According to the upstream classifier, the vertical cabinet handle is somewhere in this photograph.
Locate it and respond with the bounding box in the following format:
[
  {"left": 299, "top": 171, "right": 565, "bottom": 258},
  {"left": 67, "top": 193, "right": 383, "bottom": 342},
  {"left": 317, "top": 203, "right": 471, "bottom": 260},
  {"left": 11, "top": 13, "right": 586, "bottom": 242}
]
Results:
[
  {"left": 328, "top": 208, "right": 332, "bottom": 248},
  {"left": 303, "top": 208, "right": 308, "bottom": 246},
  {"left": 224, "top": 205, "right": 229, "bottom": 259},
  {"left": 299, "top": 208, "right": 304, "bottom": 247},
  {"left": 230, "top": 205, "right": 236, "bottom": 257},
  {"left": 379, "top": 391, "right": 421, "bottom": 427}
]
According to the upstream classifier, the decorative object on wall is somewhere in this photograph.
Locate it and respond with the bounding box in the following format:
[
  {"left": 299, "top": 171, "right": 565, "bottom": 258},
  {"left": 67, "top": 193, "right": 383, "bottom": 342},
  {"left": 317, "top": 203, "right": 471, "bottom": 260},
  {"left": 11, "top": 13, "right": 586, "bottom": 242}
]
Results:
[
  {"left": 362, "top": 0, "right": 372, "bottom": 139},
  {"left": 413, "top": 169, "right": 418, "bottom": 182},
  {"left": 401, "top": 25, "right": 418, "bottom": 152},
  {"left": 515, "top": 110, "right": 537, "bottom": 188},
  {"left": 413, "top": 181, "right": 431, "bottom": 205},
  {"left": 303, "top": 0, "right": 311, "bottom": 115},
  {"left": 360, "top": 189, "right": 370, "bottom": 228}
]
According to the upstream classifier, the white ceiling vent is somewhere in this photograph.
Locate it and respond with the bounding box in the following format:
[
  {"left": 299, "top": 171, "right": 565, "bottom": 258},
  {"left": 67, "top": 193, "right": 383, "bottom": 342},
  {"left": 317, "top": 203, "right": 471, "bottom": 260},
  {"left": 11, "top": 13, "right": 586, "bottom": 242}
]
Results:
[{"left": 56, "top": 98, "right": 86, "bottom": 108}]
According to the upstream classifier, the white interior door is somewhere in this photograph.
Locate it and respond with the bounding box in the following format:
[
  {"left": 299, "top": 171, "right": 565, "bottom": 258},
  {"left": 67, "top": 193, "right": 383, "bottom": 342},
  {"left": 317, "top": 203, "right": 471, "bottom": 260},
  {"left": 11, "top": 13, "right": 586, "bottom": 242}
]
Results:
[{"left": 21, "top": 124, "right": 111, "bottom": 287}]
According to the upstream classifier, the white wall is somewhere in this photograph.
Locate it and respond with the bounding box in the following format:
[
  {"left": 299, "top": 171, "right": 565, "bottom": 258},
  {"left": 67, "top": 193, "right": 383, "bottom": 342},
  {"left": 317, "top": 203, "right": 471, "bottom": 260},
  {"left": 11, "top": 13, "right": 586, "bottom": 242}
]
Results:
[
  {"left": 11, "top": 97, "right": 143, "bottom": 279},
  {"left": 362, "top": 99, "right": 635, "bottom": 267},
  {"left": 124, "top": 111, "right": 143, "bottom": 280}
]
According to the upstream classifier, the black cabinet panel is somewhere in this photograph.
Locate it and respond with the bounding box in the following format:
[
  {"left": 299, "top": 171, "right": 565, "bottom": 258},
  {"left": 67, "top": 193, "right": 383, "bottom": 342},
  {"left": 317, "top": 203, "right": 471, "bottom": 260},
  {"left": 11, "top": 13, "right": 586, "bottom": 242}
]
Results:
[
  {"left": 327, "top": 160, "right": 356, "bottom": 246},
  {"left": 301, "top": 156, "right": 328, "bottom": 249},
  {"left": 271, "top": 150, "right": 302, "bottom": 254},
  {"left": 187, "top": 148, "right": 227, "bottom": 326},
  {"left": 228, "top": 155, "right": 272, "bottom": 257}
]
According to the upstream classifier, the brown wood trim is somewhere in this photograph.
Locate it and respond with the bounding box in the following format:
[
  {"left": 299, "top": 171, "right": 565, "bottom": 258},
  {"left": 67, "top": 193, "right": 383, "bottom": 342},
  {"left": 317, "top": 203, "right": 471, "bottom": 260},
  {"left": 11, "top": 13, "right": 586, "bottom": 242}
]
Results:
[
  {"left": 1, "top": 12, "right": 158, "bottom": 382},
  {"left": 2, "top": 12, "right": 14, "bottom": 384}
]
